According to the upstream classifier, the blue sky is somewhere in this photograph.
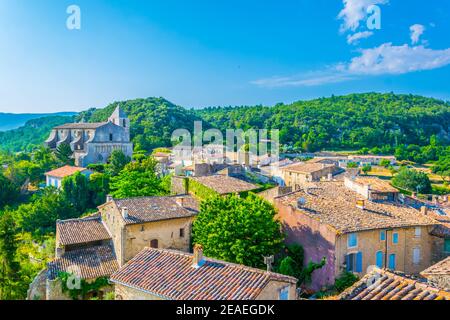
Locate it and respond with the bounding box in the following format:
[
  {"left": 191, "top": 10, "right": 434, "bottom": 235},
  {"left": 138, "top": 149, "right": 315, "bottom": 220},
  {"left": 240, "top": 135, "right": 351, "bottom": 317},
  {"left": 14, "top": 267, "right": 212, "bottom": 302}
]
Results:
[{"left": 0, "top": 0, "right": 449, "bottom": 113}]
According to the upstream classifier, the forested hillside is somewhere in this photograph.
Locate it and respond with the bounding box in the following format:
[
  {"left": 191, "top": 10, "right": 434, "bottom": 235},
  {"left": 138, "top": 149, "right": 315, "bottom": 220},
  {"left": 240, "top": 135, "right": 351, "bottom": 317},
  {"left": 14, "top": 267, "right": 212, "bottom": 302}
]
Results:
[
  {"left": 195, "top": 93, "right": 450, "bottom": 152},
  {"left": 1, "top": 93, "right": 449, "bottom": 154},
  {"left": 0, "top": 116, "right": 75, "bottom": 152},
  {"left": 0, "top": 112, "right": 76, "bottom": 131}
]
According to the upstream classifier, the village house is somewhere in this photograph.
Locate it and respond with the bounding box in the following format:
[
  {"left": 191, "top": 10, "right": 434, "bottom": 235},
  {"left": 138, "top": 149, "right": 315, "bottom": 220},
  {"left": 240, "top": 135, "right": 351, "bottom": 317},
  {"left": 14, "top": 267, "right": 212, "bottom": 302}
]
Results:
[
  {"left": 347, "top": 155, "right": 396, "bottom": 166},
  {"left": 44, "top": 106, "right": 133, "bottom": 167},
  {"left": 30, "top": 195, "right": 199, "bottom": 300},
  {"left": 98, "top": 195, "right": 199, "bottom": 267},
  {"left": 172, "top": 174, "right": 260, "bottom": 198},
  {"left": 420, "top": 257, "right": 450, "bottom": 291},
  {"left": 110, "top": 245, "right": 298, "bottom": 300},
  {"left": 274, "top": 178, "right": 440, "bottom": 291},
  {"left": 44, "top": 165, "right": 92, "bottom": 189},
  {"left": 336, "top": 267, "right": 449, "bottom": 300},
  {"left": 281, "top": 162, "right": 341, "bottom": 189}
]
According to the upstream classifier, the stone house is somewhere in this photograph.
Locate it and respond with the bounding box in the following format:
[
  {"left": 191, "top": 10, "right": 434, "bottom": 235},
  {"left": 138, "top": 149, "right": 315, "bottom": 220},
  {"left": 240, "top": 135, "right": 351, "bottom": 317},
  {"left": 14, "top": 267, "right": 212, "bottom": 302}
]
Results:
[
  {"left": 336, "top": 267, "right": 449, "bottom": 300},
  {"left": 281, "top": 162, "right": 341, "bottom": 189},
  {"left": 98, "top": 195, "right": 199, "bottom": 267},
  {"left": 421, "top": 257, "right": 450, "bottom": 291},
  {"left": 45, "top": 106, "right": 133, "bottom": 167},
  {"left": 45, "top": 165, "right": 92, "bottom": 189},
  {"left": 110, "top": 245, "right": 298, "bottom": 300},
  {"left": 274, "top": 179, "right": 441, "bottom": 291}
]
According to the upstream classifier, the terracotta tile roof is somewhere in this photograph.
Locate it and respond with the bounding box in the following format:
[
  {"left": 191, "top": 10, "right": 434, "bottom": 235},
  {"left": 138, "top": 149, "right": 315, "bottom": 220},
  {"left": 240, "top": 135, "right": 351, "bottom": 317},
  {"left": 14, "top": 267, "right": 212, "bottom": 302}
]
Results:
[
  {"left": 47, "top": 245, "right": 119, "bottom": 280},
  {"left": 338, "top": 268, "right": 450, "bottom": 300},
  {"left": 54, "top": 122, "right": 107, "bottom": 130},
  {"left": 110, "top": 248, "right": 297, "bottom": 300},
  {"left": 421, "top": 257, "right": 450, "bottom": 277},
  {"left": 282, "top": 162, "right": 336, "bottom": 174},
  {"left": 45, "top": 165, "right": 88, "bottom": 178},
  {"left": 153, "top": 152, "right": 171, "bottom": 158},
  {"left": 57, "top": 216, "right": 111, "bottom": 246},
  {"left": 428, "top": 209, "right": 450, "bottom": 238},
  {"left": 353, "top": 176, "right": 399, "bottom": 193},
  {"left": 191, "top": 175, "right": 259, "bottom": 195},
  {"left": 112, "top": 196, "right": 199, "bottom": 225},
  {"left": 277, "top": 181, "right": 437, "bottom": 233}
]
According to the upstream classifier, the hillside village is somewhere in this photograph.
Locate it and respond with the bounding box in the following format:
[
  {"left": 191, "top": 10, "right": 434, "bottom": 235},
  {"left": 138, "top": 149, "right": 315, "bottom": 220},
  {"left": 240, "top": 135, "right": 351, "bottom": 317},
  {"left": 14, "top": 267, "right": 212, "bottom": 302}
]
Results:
[{"left": 7, "top": 107, "right": 444, "bottom": 301}]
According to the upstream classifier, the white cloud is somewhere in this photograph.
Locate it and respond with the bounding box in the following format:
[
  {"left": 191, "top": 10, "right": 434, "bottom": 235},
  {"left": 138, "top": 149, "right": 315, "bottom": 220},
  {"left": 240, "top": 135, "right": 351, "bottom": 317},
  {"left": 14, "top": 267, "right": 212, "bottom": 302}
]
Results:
[
  {"left": 338, "top": 0, "right": 388, "bottom": 32},
  {"left": 252, "top": 43, "right": 450, "bottom": 87},
  {"left": 347, "top": 31, "right": 374, "bottom": 44},
  {"left": 410, "top": 24, "right": 425, "bottom": 45}
]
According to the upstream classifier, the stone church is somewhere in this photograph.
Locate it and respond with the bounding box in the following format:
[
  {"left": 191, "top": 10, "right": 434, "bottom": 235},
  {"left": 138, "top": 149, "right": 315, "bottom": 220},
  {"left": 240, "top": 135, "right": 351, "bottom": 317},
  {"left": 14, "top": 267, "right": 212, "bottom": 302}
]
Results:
[{"left": 45, "top": 106, "right": 133, "bottom": 167}]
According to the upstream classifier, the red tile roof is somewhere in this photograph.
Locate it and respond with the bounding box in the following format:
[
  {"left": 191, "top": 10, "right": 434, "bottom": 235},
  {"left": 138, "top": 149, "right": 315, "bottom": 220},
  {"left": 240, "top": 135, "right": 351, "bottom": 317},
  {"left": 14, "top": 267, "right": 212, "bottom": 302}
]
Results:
[
  {"left": 338, "top": 268, "right": 450, "bottom": 300},
  {"left": 282, "top": 162, "right": 336, "bottom": 174},
  {"left": 45, "top": 165, "right": 88, "bottom": 178},
  {"left": 57, "top": 215, "right": 111, "bottom": 246},
  {"left": 112, "top": 196, "right": 199, "bottom": 225},
  {"left": 421, "top": 257, "right": 450, "bottom": 277},
  {"left": 47, "top": 245, "right": 119, "bottom": 281},
  {"left": 110, "top": 248, "right": 297, "bottom": 300}
]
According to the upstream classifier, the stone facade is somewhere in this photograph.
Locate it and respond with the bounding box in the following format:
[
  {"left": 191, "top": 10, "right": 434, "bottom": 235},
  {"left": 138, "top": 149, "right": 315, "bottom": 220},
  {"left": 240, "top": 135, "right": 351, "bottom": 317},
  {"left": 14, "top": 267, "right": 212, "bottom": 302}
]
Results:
[{"left": 45, "top": 106, "right": 133, "bottom": 167}]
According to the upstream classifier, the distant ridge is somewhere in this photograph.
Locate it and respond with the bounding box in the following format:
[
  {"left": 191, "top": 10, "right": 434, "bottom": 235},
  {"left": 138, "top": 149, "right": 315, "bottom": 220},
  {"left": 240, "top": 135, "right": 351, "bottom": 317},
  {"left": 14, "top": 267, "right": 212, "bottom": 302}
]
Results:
[{"left": 0, "top": 112, "right": 77, "bottom": 131}]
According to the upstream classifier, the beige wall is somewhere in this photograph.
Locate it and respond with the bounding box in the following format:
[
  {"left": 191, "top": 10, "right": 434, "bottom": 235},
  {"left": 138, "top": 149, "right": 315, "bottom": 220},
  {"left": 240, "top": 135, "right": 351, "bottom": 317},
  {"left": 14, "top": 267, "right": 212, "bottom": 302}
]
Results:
[
  {"left": 115, "top": 284, "right": 164, "bottom": 300},
  {"left": 335, "top": 226, "right": 435, "bottom": 277},
  {"left": 256, "top": 281, "right": 297, "bottom": 300},
  {"left": 100, "top": 202, "right": 126, "bottom": 266},
  {"left": 283, "top": 166, "right": 336, "bottom": 188},
  {"left": 123, "top": 217, "right": 193, "bottom": 263}
]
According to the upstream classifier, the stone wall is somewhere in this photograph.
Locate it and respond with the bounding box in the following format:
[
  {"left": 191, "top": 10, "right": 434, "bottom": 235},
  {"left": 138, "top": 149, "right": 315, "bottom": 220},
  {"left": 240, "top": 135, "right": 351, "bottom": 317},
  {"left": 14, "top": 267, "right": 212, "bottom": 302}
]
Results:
[
  {"left": 258, "top": 186, "right": 292, "bottom": 204},
  {"left": 171, "top": 176, "right": 188, "bottom": 195},
  {"left": 255, "top": 281, "right": 297, "bottom": 300},
  {"left": 27, "top": 269, "right": 47, "bottom": 300},
  {"left": 115, "top": 283, "right": 162, "bottom": 300}
]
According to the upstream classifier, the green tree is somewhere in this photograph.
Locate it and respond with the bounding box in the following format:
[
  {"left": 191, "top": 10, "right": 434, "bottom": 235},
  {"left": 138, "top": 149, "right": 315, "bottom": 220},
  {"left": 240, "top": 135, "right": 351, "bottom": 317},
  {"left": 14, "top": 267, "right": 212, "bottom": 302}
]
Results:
[
  {"left": 55, "top": 143, "right": 74, "bottom": 165},
  {"left": 392, "top": 168, "right": 432, "bottom": 194},
  {"left": 0, "top": 174, "right": 20, "bottom": 208},
  {"left": 380, "top": 159, "right": 391, "bottom": 168},
  {"left": 192, "top": 194, "right": 284, "bottom": 268},
  {"left": 88, "top": 173, "right": 110, "bottom": 207},
  {"left": 362, "top": 165, "right": 372, "bottom": 175},
  {"left": 0, "top": 212, "right": 20, "bottom": 299},
  {"left": 62, "top": 172, "right": 90, "bottom": 213},
  {"left": 109, "top": 157, "right": 168, "bottom": 199},
  {"left": 107, "top": 150, "right": 131, "bottom": 176}
]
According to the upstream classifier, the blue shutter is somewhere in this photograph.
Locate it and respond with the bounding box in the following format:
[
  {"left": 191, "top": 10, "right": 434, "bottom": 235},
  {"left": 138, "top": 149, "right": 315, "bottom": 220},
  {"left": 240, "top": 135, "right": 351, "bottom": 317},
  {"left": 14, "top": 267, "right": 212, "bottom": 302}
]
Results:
[
  {"left": 393, "top": 233, "right": 399, "bottom": 244},
  {"left": 346, "top": 254, "right": 351, "bottom": 272},
  {"left": 389, "top": 254, "right": 396, "bottom": 269},
  {"left": 376, "top": 251, "right": 383, "bottom": 268},
  {"left": 356, "top": 252, "right": 363, "bottom": 272},
  {"left": 380, "top": 231, "right": 386, "bottom": 241}
]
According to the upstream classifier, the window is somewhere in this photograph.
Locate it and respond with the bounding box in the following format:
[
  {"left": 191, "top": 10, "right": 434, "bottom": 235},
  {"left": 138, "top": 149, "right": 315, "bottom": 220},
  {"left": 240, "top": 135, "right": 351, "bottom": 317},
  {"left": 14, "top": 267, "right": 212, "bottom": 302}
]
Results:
[
  {"left": 389, "top": 254, "right": 396, "bottom": 270},
  {"left": 376, "top": 251, "right": 384, "bottom": 268},
  {"left": 179, "top": 228, "right": 185, "bottom": 238},
  {"left": 392, "top": 233, "right": 399, "bottom": 244},
  {"left": 140, "top": 226, "right": 145, "bottom": 232},
  {"left": 444, "top": 239, "right": 450, "bottom": 253},
  {"left": 346, "top": 252, "right": 363, "bottom": 273},
  {"left": 150, "top": 239, "right": 159, "bottom": 248},
  {"left": 415, "top": 227, "right": 422, "bottom": 238},
  {"left": 380, "top": 230, "right": 386, "bottom": 241},
  {"left": 279, "top": 287, "right": 289, "bottom": 300},
  {"left": 348, "top": 233, "right": 358, "bottom": 248},
  {"left": 123, "top": 119, "right": 126, "bottom": 128},
  {"left": 109, "top": 133, "right": 113, "bottom": 141},
  {"left": 413, "top": 248, "right": 421, "bottom": 264}
]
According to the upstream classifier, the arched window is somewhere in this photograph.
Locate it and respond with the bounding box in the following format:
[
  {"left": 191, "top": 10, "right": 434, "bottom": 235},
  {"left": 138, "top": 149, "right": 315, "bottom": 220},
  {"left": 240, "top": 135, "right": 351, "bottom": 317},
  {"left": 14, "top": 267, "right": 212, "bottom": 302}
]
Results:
[{"left": 150, "top": 239, "right": 159, "bottom": 249}]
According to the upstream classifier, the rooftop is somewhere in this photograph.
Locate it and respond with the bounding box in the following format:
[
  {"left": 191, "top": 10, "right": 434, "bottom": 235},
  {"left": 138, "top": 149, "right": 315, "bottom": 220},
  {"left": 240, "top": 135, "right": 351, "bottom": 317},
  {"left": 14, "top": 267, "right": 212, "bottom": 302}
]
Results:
[
  {"left": 110, "top": 248, "right": 297, "bottom": 300},
  {"left": 47, "top": 245, "right": 119, "bottom": 281},
  {"left": 54, "top": 122, "right": 107, "bottom": 130},
  {"left": 421, "top": 257, "right": 450, "bottom": 277},
  {"left": 45, "top": 165, "right": 89, "bottom": 178},
  {"left": 277, "top": 181, "right": 437, "bottom": 234},
  {"left": 428, "top": 208, "right": 450, "bottom": 238},
  {"left": 111, "top": 196, "right": 199, "bottom": 225},
  {"left": 281, "top": 162, "right": 336, "bottom": 174},
  {"left": 337, "top": 268, "right": 450, "bottom": 300},
  {"left": 352, "top": 176, "right": 399, "bottom": 193},
  {"left": 57, "top": 215, "right": 111, "bottom": 246},
  {"left": 191, "top": 175, "right": 259, "bottom": 195}
]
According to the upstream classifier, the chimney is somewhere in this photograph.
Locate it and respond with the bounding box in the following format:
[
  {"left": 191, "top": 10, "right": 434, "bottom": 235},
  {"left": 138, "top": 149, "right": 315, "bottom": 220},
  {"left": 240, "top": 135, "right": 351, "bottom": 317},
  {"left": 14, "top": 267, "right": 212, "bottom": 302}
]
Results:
[
  {"left": 106, "top": 194, "right": 113, "bottom": 202},
  {"left": 327, "top": 173, "right": 333, "bottom": 181},
  {"left": 192, "top": 244, "right": 205, "bottom": 268},
  {"left": 176, "top": 197, "right": 185, "bottom": 207},
  {"left": 356, "top": 200, "right": 366, "bottom": 210},
  {"left": 121, "top": 207, "right": 129, "bottom": 219},
  {"left": 420, "top": 206, "right": 428, "bottom": 216}
]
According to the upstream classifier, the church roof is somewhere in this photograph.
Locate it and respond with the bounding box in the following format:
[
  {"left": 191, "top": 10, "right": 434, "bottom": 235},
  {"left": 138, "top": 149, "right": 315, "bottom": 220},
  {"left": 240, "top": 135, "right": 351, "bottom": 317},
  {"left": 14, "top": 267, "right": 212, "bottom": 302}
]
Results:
[{"left": 54, "top": 122, "right": 107, "bottom": 130}]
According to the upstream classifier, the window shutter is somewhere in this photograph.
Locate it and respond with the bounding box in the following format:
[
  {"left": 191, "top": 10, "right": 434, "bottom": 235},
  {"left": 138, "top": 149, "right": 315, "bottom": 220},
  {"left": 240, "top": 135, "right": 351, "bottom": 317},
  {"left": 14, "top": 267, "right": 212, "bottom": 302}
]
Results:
[
  {"left": 356, "top": 252, "right": 363, "bottom": 273},
  {"left": 376, "top": 251, "right": 383, "bottom": 268},
  {"left": 346, "top": 254, "right": 351, "bottom": 272}
]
